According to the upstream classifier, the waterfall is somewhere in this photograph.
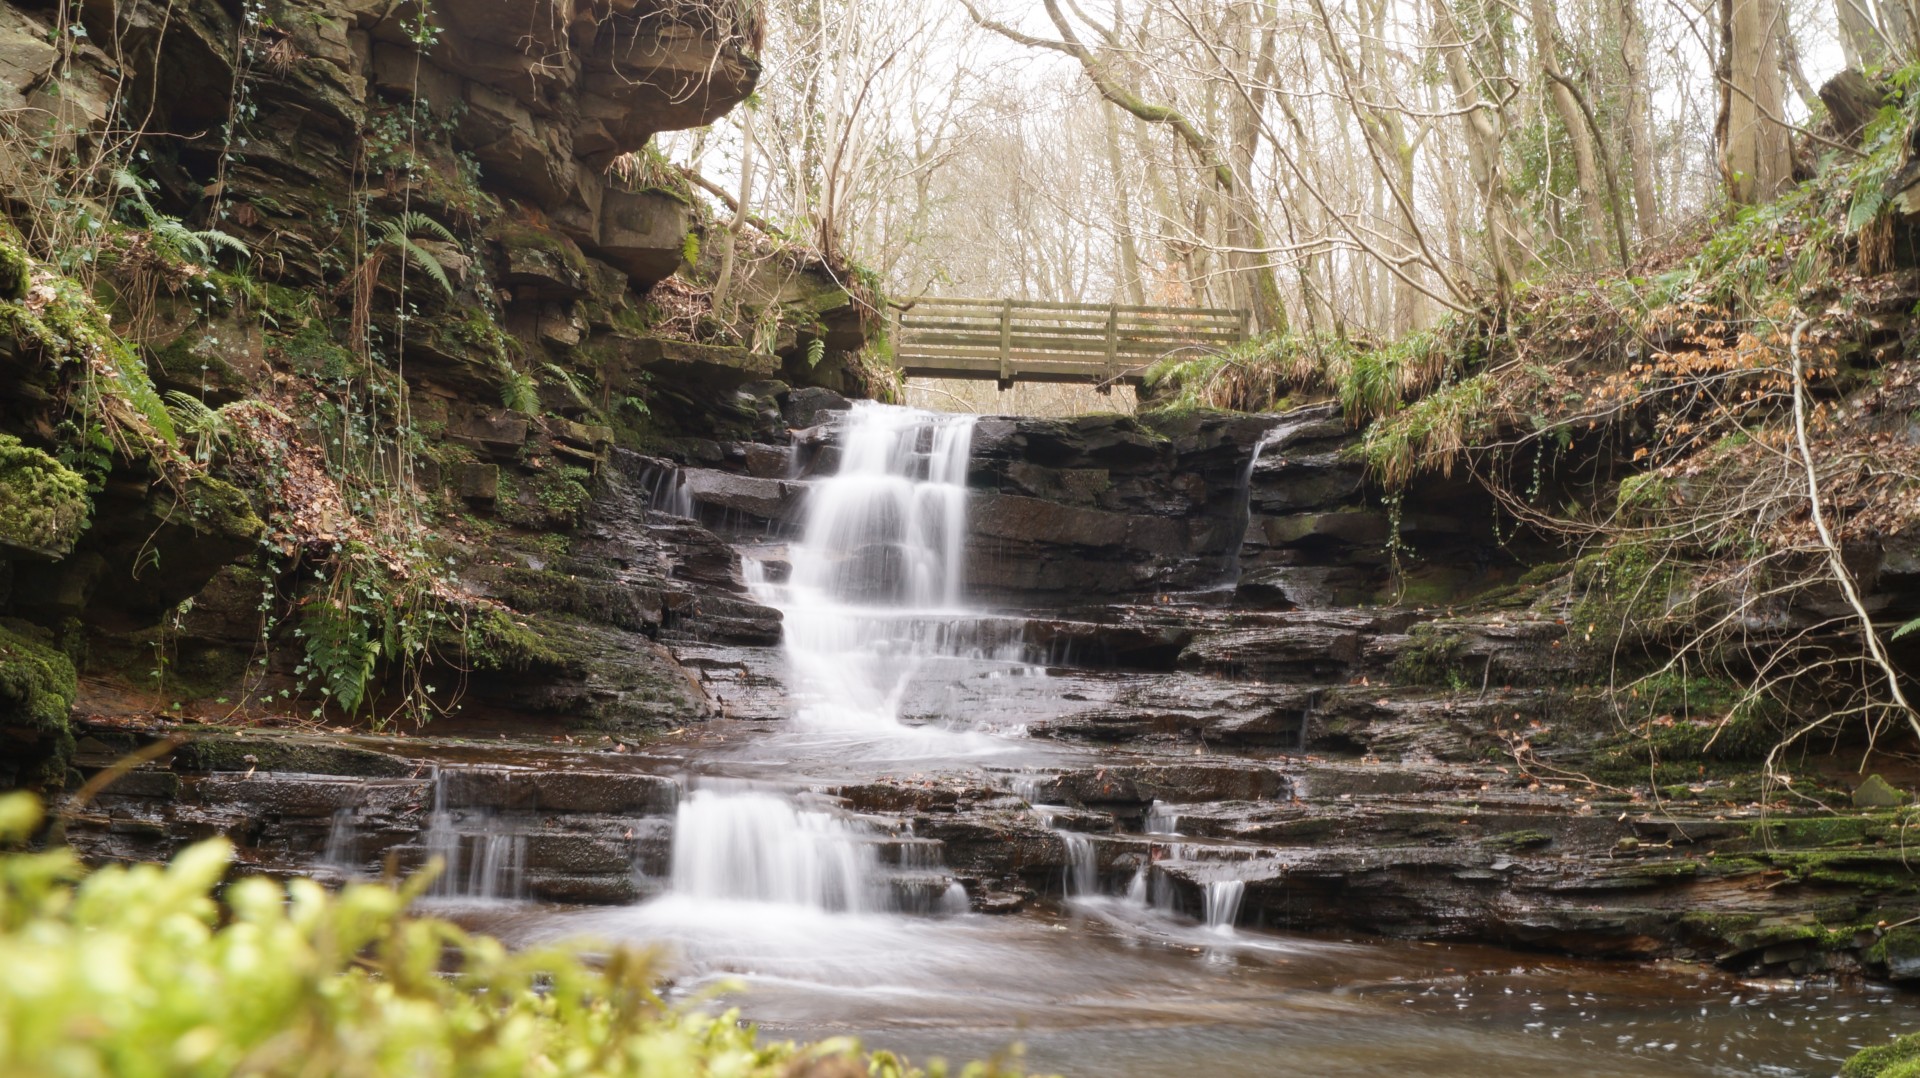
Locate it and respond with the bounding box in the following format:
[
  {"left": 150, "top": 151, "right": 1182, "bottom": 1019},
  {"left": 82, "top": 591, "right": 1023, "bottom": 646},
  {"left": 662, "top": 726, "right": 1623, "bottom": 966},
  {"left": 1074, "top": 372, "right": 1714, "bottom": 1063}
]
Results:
[
  {"left": 423, "top": 769, "right": 527, "bottom": 901},
  {"left": 1204, "top": 879, "right": 1245, "bottom": 935},
  {"left": 750, "top": 402, "right": 1026, "bottom": 733},
  {"left": 1144, "top": 800, "right": 1181, "bottom": 836},
  {"left": 1060, "top": 831, "right": 1098, "bottom": 898},
  {"left": 669, "top": 787, "right": 882, "bottom": 912},
  {"left": 321, "top": 808, "right": 359, "bottom": 871},
  {"left": 1225, "top": 423, "right": 1288, "bottom": 589}
]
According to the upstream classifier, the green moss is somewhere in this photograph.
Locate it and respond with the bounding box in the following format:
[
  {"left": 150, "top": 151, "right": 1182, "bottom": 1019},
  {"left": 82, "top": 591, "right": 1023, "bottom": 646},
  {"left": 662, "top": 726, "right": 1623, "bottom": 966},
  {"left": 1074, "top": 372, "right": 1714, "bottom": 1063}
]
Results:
[
  {"left": 276, "top": 320, "right": 355, "bottom": 380},
  {"left": 1393, "top": 623, "right": 1469, "bottom": 686},
  {"left": 1750, "top": 814, "right": 1888, "bottom": 848},
  {"left": 0, "top": 435, "right": 90, "bottom": 556},
  {"left": 0, "top": 620, "right": 78, "bottom": 789},
  {"left": 0, "top": 268, "right": 174, "bottom": 444},
  {"left": 1843, "top": 1033, "right": 1920, "bottom": 1078},
  {"left": 496, "top": 465, "right": 592, "bottom": 529},
  {"left": 492, "top": 219, "right": 590, "bottom": 283},
  {"left": 0, "top": 227, "right": 29, "bottom": 301},
  {"left": 181, "top": 475, "right": 265, "bottom": 543},
  {"left": 459, "top": 606, "right": 566, "bottom": 672},
  {"left": 168, "top": 735, "right": 412, "bottom": 777},
  {"left": 1771, "top": 849, "right": 1920, "bottom": 891}
]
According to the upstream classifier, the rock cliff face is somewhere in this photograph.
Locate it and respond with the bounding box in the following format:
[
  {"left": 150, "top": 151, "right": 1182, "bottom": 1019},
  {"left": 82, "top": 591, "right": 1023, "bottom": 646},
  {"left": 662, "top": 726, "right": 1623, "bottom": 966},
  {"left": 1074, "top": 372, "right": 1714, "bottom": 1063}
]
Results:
[
  {"left": 43, "top": 392, "right": 1920, "bottom": 984},
  {"left": 0, "top": 0, "right": 880, "bottom": 777}
]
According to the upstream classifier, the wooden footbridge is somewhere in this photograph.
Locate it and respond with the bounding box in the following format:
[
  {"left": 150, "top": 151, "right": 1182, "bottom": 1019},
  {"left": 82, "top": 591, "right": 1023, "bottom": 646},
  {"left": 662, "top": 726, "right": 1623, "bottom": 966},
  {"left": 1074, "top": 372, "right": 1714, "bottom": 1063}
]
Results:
[{"left": 892, "top": 297, "right": 1251, "bottom": 389}]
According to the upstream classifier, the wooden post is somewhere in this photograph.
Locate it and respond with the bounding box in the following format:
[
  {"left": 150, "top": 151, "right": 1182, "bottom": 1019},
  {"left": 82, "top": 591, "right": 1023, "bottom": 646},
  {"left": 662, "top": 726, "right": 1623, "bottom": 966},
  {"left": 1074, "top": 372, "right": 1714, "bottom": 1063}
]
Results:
[
  {"left": 998, "top": 298, "right": 1013, "bottom": 387},
  {"left": 1101, "top": 303, "right": 1118, "bottom": 395}
]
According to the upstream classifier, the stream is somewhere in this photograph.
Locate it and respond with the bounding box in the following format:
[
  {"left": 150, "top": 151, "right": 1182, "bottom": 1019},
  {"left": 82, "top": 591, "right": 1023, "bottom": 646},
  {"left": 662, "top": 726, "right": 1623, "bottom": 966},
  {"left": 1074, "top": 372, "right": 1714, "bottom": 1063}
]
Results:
[{"left": 380, "top": 403, "right": 1918, "bottom": 1075}]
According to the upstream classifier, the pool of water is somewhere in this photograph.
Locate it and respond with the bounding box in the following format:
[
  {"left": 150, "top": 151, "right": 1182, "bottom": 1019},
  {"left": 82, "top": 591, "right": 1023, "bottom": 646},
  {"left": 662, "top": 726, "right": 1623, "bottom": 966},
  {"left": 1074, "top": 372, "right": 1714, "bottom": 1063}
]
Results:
[{"left": 450, "top": 890, "right": 1918, "bottom": 1078}]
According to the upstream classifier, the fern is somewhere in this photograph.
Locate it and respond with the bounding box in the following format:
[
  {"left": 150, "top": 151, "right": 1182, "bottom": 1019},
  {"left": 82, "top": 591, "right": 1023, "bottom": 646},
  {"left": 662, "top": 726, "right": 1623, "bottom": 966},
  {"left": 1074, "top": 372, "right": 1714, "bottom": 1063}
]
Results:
[
  {"left": 497, "top": 363, "right": 541, "bottom": 414},
  {"left": 540, "top": 363, "right": 594, "bottom": 411},
  {"left": 378, "top": 211, "right": 459, "bottom": 295},
  {"left": 111, "top": 169, "right": 249, "bottom": 267},
  {"left": 164, "top": 391, "right": 231, "bottom": 464},
  {"left": 805, "top": 337, "right": 826, "bottom": 368},
  {"left": 302, "top": 598, "right": 381, "bottom": 715}
]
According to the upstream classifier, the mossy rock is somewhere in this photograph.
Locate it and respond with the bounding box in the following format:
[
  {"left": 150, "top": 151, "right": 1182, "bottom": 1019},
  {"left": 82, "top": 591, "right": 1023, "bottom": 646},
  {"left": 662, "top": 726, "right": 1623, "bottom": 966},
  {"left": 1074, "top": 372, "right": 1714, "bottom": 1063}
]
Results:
[
  {"left": 0, "top": 619, "right": 78, "bottom": 790},
  {"left": 1855, "top": 774, "right": 1909, "bottom": 808},
  {"left": 168, "top": 735, "right": 412, "bottom": 777},
  {"left": 181, "top": 474, "right": 265, "bottom": 543},
  {"left": 1486, "top": 829, "right": 1553, "bottom": 851},
  {"left": 0, "top": 435, "right": 90, "bottom": 557},
  {"left": 1843, "top": 1033, "right": 1920, "bottom": 1077}
]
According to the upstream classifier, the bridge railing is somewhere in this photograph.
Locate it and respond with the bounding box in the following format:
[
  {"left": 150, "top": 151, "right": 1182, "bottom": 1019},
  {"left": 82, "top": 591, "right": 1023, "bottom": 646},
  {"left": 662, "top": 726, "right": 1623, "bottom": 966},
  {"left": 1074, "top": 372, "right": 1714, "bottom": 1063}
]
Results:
[{"left": 893, "top": 297, "right": 1250, "bottom": 387}]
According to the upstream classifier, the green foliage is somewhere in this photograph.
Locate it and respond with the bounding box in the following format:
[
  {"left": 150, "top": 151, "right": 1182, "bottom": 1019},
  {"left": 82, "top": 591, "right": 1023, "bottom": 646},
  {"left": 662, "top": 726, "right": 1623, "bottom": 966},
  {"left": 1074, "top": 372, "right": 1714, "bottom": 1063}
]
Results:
[
  {"left": 541, "top": 363, "right": 596, "bottom": 412},
  {"left": 110, "top": 169, "right": 250, "bottom": 268},
  {"left": 1359, "top": 373, "right": 1496, "bottom": 488},
  {"left": 1144, "top": 323, "right": 1472, "bottom": 423},
  {"left": 0, "top": 793, "right": 1023, "bottom": 1078},
  {"left": 1843, "top": 1033, "right": 1920, "bottom": 1078},
  {"left": 0, "top": 261, "right": 177, "bottom": 445},
  {"left": 299, "top": 595, "right": 384, "bottom": 715},
  {"left": 0, "top": 434, "right": 90, "bottom": 556},
  {"left": 378, "top": 211, "right": 459, "bottom": 295},
  {"left": 680, "top": 230, "right": 701, "bottom": 267},
  {"left": 498, "top": 363, "right": 541, "bottom": 414},
  {"left": 0, "top": 626, "right": 78, "bottom": 788}
]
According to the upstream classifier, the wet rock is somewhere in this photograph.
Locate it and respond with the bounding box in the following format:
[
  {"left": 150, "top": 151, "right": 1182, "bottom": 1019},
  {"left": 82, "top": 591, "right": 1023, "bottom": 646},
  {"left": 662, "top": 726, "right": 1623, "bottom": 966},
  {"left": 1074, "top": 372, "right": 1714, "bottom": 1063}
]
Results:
[
  {"left": 170, "top": 737, "right": 414, "bottom": 777},
  {"left": 680, "top": 469, "right": 799, "bottom": 525},
  {"left": 783, "top": 387, "right": 851, "bottom": 429},
  {"left": 438, "top": 768, "right": 678, "bottom": 815},
  {"left": 1027, "top": 764, "right": 1289, "bottom": 810}
]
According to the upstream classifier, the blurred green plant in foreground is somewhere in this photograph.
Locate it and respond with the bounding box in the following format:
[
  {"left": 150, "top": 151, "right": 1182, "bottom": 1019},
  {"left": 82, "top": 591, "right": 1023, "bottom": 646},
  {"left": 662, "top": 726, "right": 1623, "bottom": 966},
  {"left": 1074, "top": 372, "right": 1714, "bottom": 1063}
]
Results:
[{"left": 0, "top": 792, "right": 1024, "bottom": 1078}]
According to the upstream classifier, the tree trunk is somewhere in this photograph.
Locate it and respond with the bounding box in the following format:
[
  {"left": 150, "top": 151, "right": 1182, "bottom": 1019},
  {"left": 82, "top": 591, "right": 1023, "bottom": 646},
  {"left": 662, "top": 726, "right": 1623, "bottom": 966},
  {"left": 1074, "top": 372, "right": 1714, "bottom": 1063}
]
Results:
[
  {"left": 1721, "top": 0, "right": 1792, "bottom": 204},
  {"left": 1103, "top": 105, "right": 1146, "bottom": 306},
  {"left": 1431, "top": 0, "right": 1524, "bottom": 301},
  {"left": 1835, "top": 0, "right": 1883, "bottom": 67},
  {"left": 1616, "top": 0, "right": 1660, "bottom": 242},
  {"left": 1527, "top": 0, "right": 1610, "bottom": 264}
]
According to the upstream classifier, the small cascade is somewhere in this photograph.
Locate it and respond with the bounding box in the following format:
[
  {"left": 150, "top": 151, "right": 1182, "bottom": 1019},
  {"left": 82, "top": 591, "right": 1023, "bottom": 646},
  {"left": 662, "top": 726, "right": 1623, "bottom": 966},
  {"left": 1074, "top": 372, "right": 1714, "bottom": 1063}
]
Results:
[
  {"left": 320, "top": 808, "right": 360, "bottom": 871},
  {"left": 1060, "top": 831, "right": 1098, "bottom": 898},
  {"left": 639, "top": 461, "right": 695, "bottom": 518},
  {"left": 670, "top": 787, "right": 882, "bottom": 912},
  {"left": 1224, "top": 423, "right": 1289, "bottom": 589},
  {"left": 1019, "top": 775, "right": 1104, "bottom": 900},
  {"left": 1144, "top": 800, "right": 1181, "bottom": 836},
  {"left": 1204, "top": 879, "right": 1246, "bottom": 934},
  {"left": 423, "top": 769, "right": 527, "bottom": 901}
]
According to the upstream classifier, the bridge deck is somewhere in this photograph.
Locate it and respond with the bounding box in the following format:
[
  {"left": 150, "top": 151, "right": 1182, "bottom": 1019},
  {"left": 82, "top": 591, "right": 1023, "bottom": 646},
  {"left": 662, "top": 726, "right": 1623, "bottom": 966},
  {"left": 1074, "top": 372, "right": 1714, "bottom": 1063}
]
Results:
[{"left": 894, "top": 297, "right": 1249, "bottom": 387}]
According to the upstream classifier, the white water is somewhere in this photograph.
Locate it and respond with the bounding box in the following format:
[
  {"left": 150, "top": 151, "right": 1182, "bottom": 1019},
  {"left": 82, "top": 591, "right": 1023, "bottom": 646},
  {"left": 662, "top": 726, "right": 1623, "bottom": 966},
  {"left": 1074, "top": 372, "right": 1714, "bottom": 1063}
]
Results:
[
  {"left": 424, "top": 770, "right": 527, "bottom": 901},
  {"left": 1060, "top": 831, "right": 1098, "bottom": 897},
  {"left": 745, "top": 402, "right": 1031, "bottom": 743},
  {"left": 1144, "top": 800, "right": 1181, "bottom": 836},
  {"left": 1204, "top": 879, "right": 1245, "bottom": 935},
  {"left": 670, "top": 786, "right": 881, "bottom": 912},
  {"left": 321, "top": 808, "right": 359, "bottom": 870}
]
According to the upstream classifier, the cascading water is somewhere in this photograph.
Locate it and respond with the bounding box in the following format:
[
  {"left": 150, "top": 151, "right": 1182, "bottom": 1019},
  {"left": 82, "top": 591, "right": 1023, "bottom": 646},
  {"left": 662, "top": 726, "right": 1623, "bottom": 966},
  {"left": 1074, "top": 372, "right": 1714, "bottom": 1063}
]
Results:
[
  {"left": 1204, "top": 879, "right": 1246, "bottom": 935},
  {"left": 669, "top": 786, "right": 881, "bottom": 912},
  {"left": 746, "top": 401, "right": 1030, "bottom": 736},
  {"left": 1144, "top": 800, "right": 1181, "bottom": 836},
  {"left": 321, "top": 808, "right": 359, "bottom": 870},
  {"left": 1060, "top": 831, "right": 1098, "bottom": 897},
  {"left": 423, "top": 769, "right": 527, "bottom": 901}
]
